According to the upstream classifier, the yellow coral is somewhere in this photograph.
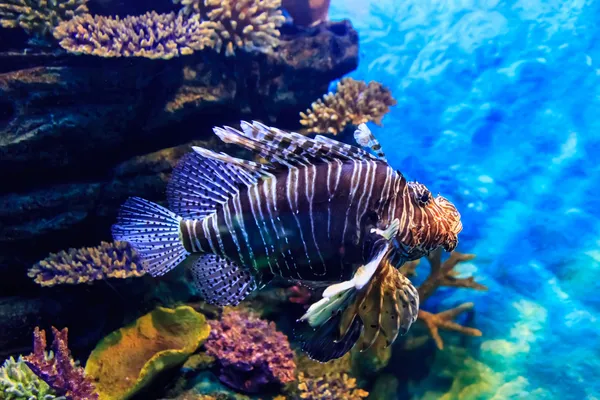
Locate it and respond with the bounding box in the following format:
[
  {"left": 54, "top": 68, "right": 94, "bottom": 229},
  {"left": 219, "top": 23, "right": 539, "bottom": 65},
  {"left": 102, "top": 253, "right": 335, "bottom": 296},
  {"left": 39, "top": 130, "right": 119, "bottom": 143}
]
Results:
[
  {"left": 300, "top": 77, "right": 397, "bottom": 135},
  {"left": 85, "top": 306, "right": 210, "bottom": 400},
  {"left": 173, "top": 0, "right": 286, "bottom": 56},
  {"left": 28, "top": 241, "right": 146, "bottom": 287},
  {"left": 0, "top": 0, "right": 87, "bottom": 37}
]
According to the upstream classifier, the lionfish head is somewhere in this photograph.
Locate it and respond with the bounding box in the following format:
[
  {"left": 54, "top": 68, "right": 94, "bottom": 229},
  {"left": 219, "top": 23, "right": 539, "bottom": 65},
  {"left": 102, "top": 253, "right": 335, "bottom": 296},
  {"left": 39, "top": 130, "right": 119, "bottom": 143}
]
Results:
[{"left": 400, "top": 181, "right": 463, "bottom": 259}]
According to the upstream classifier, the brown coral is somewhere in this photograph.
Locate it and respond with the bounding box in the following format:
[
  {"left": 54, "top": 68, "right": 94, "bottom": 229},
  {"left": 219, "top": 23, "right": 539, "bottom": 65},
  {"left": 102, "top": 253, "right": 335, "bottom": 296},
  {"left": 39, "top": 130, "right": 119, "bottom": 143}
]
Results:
[
  {"left": 296, "top": 372, "right": 368, "bottom": 400},
  {"left": 28, "top": 241, "right": 146, "bottom": 287},
  {"left": 0, "top": 0, "right": 88, "bottom": 38},
  {"left": 300, "top": 77, "right": 397, "bottom": 135},
  {"left": 414, "top": 248, "right": 487, "bottom": 349},
  {"left": 198, "top": 0, "right": 286, "bottom": 56},
  {"left": 53, "top": 11, "right": 219, "bottom": 59}
]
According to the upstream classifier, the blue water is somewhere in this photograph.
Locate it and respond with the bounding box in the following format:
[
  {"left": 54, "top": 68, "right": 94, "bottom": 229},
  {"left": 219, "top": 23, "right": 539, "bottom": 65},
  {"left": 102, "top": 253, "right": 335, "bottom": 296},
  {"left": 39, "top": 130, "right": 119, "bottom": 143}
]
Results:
[{"left": 330, "top": 0, "right": 600, "bottom": 398}]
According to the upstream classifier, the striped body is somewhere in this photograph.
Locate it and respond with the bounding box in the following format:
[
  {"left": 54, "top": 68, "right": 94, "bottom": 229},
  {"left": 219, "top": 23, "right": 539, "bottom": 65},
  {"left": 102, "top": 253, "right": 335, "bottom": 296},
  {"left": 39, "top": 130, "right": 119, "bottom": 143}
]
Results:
[{"left": 180, "top": 159, "right": 407, "bottom": 281}]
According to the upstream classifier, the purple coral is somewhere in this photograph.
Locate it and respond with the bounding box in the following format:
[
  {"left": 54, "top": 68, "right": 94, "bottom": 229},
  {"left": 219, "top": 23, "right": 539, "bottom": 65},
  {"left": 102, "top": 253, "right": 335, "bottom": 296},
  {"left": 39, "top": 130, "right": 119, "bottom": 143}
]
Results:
[
  {"left": 24, "top": 327, "right": 98, "bottom": 400},
  {"left": 204, "top": 309, "right": 296, "bottom": 393}
]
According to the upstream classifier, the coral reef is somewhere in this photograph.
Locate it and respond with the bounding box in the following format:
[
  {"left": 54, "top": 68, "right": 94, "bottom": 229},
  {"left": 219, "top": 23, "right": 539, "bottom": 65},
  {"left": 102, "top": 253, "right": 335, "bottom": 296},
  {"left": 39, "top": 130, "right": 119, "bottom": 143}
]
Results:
[
  {"left": 0, "top": 20, "right": 357, "bottom": 294},
  {"left": 53, "top": 12, "right": 219, "bottom": 59},
  {"left": 23, "top": 327, "right": 98, "bottom": 400},
  {"left": 412, "top": 248, "right": 487, "bottom": 350},
  {"left": 204, "top": 308, "right": 295, "bottom": 393},
  {"left": 295, "top": 371, "right": 368, "bottom": 400},
  {"left": 28, "top": 241, "right": 145, "bottom": 287},
  {"left": 0, "top": 0, "right": 88, "bottom": 38},
  {"left": 0, "top": 356, "right": 60, "bottom": 400},
  {"left": 299, "top": 77, "right": 396, "bottom": 135},
  {"left": 84, "top": 305, "right": 210, "bottom": 400},
  {"left": 282, "top": 0, "right": 330, "bottom": 27}
]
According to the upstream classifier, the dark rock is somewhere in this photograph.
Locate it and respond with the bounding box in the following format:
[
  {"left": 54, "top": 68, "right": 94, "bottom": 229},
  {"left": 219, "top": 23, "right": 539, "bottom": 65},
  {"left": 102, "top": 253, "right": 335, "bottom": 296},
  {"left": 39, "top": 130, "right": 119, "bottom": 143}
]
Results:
[{"left": 0, "top": 20, "right": 358, "bottom": 192}]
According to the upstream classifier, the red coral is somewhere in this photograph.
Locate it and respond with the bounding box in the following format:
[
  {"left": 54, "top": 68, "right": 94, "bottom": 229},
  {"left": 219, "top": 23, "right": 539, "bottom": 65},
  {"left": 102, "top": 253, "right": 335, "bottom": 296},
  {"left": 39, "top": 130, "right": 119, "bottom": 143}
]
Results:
[
  {"left": 24, "top": 327, "right": 98, "bottom": 400},
  {"left": 204, "top": 309, "right": 296, "bottom": 393}
]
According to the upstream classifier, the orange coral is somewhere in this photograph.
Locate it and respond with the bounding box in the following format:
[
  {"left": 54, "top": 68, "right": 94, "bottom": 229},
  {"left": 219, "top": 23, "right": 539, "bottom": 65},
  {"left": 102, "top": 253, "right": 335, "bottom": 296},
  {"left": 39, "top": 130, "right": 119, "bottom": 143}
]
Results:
[
  {"left": 413, "top": 248, "right": 487, "bottom": 349},
  {"left": 300, "top": 78, "right": 397, "bottom": 135}
]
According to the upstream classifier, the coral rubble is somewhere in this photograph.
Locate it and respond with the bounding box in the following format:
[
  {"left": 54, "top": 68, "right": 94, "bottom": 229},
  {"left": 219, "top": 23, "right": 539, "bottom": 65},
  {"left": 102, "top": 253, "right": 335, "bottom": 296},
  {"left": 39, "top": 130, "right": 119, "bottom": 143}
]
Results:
[
  {"left": 84, "top": 306, "right": 210, "bottom": 400},
  {"left": 300, "top": 77, "right": 397, "bottom": 135},
  {"left": 53, "top": 11, "right": 219, "bottom": 59},
  {"left": 0, "top": 0, "right": 88, "bottom": 38},
  {"left": 24, "top": 327, "right": 98, "bottom": 400},
  {"left": 204, "top": 308, "right": 295, "bottom": 393},
  {"left": 28, "top": 241, "right": 145, "bottom": 287},
  {"left": 0, "top": 356, "right": 60, "bottom": 400}
]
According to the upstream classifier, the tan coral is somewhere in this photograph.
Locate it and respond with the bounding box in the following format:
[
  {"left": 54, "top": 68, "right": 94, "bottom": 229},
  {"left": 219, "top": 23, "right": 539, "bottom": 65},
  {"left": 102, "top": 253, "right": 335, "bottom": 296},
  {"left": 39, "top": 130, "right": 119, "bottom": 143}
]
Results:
[
  {"left": 0, "top": 0, "right": 88, "bottom": 38},
  {"left": 53, "top": 11, "right": 220, "bottom": 59},
  {"left": 28, "top": 241, "right": 146, "bottom": 287},
  {"left": 414, "top": 248, "right": 487, "bottom": 349},
  {"left": 201, "top": 0, "right": 286, "bottom": 56},
  {"left": 300, "top": 78, "right": 397, "bottom": 135}
]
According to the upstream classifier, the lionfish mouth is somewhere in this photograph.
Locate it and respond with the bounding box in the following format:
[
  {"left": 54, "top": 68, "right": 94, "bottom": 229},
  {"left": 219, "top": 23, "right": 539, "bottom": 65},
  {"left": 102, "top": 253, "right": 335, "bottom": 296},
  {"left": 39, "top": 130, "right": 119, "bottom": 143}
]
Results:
[{"left": 435, "top": 196, "right": 463, "bottom": 252}]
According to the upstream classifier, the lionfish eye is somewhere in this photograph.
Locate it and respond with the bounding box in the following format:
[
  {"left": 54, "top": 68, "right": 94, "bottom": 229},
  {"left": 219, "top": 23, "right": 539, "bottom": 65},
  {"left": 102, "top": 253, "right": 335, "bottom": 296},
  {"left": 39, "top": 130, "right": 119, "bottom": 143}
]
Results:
[{"left": 420, "top": 192, "right": 431, "bottom": 204}]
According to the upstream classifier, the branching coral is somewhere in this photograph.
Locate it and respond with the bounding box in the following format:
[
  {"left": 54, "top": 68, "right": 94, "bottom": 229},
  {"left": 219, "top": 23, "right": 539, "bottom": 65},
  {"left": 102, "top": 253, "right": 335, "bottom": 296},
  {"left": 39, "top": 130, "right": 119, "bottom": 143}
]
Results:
[
  {"left": 24, "top": 327, "right": 98, "bottom": 400},
  {"left": 0, "top": 356, "right": 61, "bottom": 400},
  {"left": 28, "top": 241, "right": 145, "bottom": 287},
  {"left": 204, "top": 308, "right": 296, "bottom": 393},
  {"left": 0, "top": 0, "right": 87, "bottom": 38},
  {"left": 173, "top": 0, "right": 286, "bottom": 56},
  {"left": 53, "top": 11, "right": 220, "bottom": 59},
  {"left": 300, "top": 77, "right": 397, "bottom": 135},
  {"left": 201, "top": 0, "right": 286, "bottom": 56},
  {"left": 295, "top": 372, "right": 368, "bottom": 400},
  {"left": 412, "top": 248, "right": 487, "bottom": 349}
]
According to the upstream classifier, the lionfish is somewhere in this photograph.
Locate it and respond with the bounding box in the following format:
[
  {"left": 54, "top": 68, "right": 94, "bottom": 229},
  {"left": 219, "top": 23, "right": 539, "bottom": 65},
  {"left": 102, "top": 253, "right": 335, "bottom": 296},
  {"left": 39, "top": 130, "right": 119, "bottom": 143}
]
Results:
[{"left": 112, "top": 121, "right": 462, "bottom": 362}]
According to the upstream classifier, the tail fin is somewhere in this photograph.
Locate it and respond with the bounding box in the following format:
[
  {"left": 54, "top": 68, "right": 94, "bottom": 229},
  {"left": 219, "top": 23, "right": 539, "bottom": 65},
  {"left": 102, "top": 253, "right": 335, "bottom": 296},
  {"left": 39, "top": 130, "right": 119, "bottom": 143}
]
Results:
[
  {"left": 111, "top": 197, "right": 189, "bottom": 277},
  {"left": 296, "top": 257, "right": 418, "bottom": 362}
]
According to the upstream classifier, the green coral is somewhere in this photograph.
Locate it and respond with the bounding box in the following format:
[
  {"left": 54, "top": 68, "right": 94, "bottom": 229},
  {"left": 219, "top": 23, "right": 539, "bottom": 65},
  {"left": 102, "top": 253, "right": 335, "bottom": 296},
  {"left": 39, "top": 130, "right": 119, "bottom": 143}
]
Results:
[{"left": 0, "top": 356, "right": 64, "bottom": 400}]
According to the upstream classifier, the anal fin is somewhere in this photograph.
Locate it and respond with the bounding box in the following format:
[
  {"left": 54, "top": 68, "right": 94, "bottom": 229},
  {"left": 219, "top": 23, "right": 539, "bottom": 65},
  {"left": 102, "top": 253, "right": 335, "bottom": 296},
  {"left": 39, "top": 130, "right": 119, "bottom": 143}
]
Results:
[{"left": 190, "top": 254, "right": 257, "bottom": 306}]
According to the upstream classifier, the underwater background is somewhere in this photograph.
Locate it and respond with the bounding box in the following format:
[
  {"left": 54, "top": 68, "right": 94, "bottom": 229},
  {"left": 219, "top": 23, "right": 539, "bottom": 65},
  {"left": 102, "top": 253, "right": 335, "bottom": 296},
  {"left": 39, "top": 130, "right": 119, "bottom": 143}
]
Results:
[{"left": 1, "top": 0, "right": 599, "bottom": 399}]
